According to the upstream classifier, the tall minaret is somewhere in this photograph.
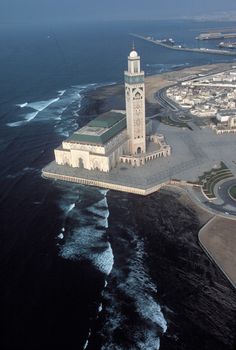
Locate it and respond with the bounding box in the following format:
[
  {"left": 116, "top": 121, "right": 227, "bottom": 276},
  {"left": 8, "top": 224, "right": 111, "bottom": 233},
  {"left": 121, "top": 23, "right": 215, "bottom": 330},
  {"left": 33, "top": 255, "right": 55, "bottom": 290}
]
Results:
[{"left": 124, "top": 46, "right": 146, "bottom": 155}]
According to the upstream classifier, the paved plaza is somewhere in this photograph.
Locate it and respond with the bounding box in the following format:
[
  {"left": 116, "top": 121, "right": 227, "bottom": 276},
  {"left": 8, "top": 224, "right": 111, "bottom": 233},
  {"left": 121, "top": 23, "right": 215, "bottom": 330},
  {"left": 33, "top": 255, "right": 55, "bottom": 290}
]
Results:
[{"left": 43, "top": 119, "right": 236, "bottom": 192}]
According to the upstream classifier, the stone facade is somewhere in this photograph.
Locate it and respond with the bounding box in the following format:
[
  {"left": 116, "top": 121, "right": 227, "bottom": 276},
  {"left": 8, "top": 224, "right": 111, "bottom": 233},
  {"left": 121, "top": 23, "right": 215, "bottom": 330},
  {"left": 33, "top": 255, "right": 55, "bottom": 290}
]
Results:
[
  {"left": 54, "top": 48, "right": 171, "bottom": 172},
  {"left": 120, "top": 134, "right": 171, "bottom": 167},
  {"left": 55, "top": 128, "right": 129, "bottom": 172},
  {"left": 125, "top": 50, "right": 146, "bottom": 155}
]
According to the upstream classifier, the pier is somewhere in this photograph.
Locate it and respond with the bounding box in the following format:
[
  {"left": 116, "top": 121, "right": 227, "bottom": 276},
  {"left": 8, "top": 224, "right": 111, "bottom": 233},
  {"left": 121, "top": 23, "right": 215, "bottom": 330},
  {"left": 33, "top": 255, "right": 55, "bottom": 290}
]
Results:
[
  {"left": 196, "top": 32, "right": 236, "bottom": 40},
  {"left": 131, "top": 33, "right": 236, "bottom": 57}
]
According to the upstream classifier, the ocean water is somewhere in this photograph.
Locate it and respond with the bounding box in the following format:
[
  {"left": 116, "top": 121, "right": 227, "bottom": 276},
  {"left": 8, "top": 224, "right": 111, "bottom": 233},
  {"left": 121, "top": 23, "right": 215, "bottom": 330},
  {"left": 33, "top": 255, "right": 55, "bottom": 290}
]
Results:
[{"left": 0, "top": 20, "right": 235, "bottom": 350}]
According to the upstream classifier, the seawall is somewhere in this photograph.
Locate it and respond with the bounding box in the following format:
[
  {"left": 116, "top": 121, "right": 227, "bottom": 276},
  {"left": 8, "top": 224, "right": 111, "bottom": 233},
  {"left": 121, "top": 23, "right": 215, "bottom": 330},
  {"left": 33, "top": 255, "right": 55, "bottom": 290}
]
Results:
[{"left": 42, "top": 169, "right": 164, "bottom": 196}]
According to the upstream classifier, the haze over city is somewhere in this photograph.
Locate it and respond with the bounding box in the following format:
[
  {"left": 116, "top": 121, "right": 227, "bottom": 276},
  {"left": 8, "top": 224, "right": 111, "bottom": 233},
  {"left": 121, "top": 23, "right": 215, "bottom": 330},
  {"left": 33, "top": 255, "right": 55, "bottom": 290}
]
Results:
[{"left": 0, "top": 0, "right": 235, "bottom": 22}]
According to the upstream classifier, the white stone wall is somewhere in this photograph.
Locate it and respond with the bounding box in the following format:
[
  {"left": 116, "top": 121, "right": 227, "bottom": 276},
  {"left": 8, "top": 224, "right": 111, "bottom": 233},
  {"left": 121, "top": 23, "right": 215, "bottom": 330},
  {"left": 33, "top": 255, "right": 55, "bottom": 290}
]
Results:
[
  {"left": 62, "top": 129, "right": 127, "bottom": 156},
  {"left": 89, "top": 154, "right": 110, "bottom": 172},
  {"left": 70, "top": 149, "right": 90, "bottom": 169},
  {"left": 109, "top": 139, "right": 129, "bottom": 169},
  {"left": 63, "top": 141, "right": 106, "bottom": 155},
  {"left": 55, "top": 131, "right": 129, "bottom": 173},
  {"left": 54, "top": 149, "right": 72, "bottom": 166}
]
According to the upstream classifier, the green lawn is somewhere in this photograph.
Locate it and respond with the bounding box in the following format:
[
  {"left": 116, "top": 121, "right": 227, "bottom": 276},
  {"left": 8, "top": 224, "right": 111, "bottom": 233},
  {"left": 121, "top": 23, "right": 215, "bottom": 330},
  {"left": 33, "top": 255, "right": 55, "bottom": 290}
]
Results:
[
  {"left": 229, "top": 186, "right": 236, "bottom": 200},
  {"left": 198, "top": 162, "right": 234, "bottom": 199},
  {"left": 160, "top": 116, "right": 188, "bottom": 128}
]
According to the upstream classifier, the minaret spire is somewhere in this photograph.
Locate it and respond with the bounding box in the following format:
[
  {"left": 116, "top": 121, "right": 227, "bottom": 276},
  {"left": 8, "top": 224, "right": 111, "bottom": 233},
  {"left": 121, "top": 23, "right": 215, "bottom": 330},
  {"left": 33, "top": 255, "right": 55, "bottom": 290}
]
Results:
[{"left": 124, "top": 48, "right": 146, "bottom": 155}]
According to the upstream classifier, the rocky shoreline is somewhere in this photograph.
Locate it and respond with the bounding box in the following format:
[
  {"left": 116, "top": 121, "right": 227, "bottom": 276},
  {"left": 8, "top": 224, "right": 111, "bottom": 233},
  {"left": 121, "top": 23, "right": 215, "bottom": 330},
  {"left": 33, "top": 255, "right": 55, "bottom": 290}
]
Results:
[
  {"left": 81, "top": 80, "right": 236, "bottom": 349},
  {"left": 107, "top": 189, "right": 236, "bottom": 349}
]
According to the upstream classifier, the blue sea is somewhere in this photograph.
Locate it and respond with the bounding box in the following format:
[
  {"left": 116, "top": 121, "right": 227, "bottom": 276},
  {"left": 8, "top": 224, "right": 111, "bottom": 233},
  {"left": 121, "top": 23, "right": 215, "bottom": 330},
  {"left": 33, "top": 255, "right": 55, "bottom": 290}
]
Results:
[{"left": 0, "top": 20, "right": 235, "bottom": 350}]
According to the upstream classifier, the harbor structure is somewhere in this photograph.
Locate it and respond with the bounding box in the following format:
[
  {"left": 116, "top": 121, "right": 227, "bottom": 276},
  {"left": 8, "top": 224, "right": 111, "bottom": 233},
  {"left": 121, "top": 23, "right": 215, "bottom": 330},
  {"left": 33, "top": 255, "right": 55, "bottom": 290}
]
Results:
[{"left": 131, "top": 33, "right": 236, "bottom": 57}]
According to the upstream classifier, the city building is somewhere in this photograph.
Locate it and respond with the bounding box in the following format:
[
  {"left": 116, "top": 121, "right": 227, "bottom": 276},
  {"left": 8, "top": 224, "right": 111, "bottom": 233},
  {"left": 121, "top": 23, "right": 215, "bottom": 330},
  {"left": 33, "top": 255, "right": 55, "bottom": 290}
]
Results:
[{"left": 167, "top": 68, "right": 236, "bottom": 120}]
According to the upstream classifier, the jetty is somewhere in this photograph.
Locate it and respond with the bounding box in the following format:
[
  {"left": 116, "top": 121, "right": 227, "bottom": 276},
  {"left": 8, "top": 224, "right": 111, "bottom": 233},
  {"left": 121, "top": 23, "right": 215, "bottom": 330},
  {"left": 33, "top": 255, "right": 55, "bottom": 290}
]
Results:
[{"left": 131, "top": 33, "right": 236, "bottom": 57}]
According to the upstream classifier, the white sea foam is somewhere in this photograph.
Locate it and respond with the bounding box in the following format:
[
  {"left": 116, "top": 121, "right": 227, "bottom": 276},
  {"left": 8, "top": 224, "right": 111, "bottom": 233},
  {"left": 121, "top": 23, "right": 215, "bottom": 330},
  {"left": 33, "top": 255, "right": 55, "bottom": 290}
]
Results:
[
  {"left": 98, "top": 189, "right": 109, "bottom": 196},
  {"left": 10, "top": 81, "right": 115, "bottom": 129},
  {"left": 122, "top": 239, "right": 167, "bottom": 333},
  {"left": 83, "top": 340, "right": 89, "bottom": 350},
  {"left": 98, "top": 303, "right": 103, "bottom": 313},
  {"left": 59, "top": 201, "right": 76, "bottom": 215},
  {"left": 67, "top": 203, "right": 75, "bottom": 213},
  {"left": 8, "top": 97, "right": 60, "bottom": 127},
  {"left": 136, "top": 334, "right": 160, "bottom": 350},
  {"left": 56, "top": 128, "right": 70, "bottom": 137},
  {"left": 27, "top": 97, "right": 59, "bottom": 112},
  {"left": 16, "top": 102, "right": 28, "bottom": 108},
  {"left": 60, "top": 225, "right": 114, "bottom": 275},
  {"left": 25, "top": 111, "right": 39, "bottom": 122},
  {"left": 7, "top": 112, "right": 38, "bottom": 126},
  {"left": 87, "top": 199, "right": 109, "bottom": 228},
  {"left": 101, "top": 229, "right": 167, "bottom": 349},
  {"left": 7, "top": 121, "right": 26, "bottom": 127},
  {"left": 93, "top": 243, "right": 114, "bottom": 275},
  {"left": 56, "top": 106, "right": 67, "bottom": 115},
  {"left": 58, "top": 90, "right": 66, "bottom": 97},
  {"left": 59, "top": 188, "right": 113, "bottom": 276}
]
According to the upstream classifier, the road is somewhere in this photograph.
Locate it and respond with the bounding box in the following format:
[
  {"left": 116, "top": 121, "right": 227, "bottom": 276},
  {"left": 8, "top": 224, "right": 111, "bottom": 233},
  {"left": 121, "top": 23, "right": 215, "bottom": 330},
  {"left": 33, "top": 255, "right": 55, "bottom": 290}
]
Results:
[
  {"left": 206, "top": 179, "right": 236, "bottom": 216},
  {"left": 154, "top": 65, "right": 236, "bottom": 124}
]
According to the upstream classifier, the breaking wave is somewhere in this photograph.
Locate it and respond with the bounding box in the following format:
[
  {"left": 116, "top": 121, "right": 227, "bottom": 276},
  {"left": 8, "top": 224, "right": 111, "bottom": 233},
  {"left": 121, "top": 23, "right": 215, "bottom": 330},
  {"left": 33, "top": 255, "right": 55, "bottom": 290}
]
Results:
[
  {"left": 16, "top": 102, "right": 28, "bottom": 108},
  {"left": 8, "top": 82, "right": 116, "bottom": 140},
  {"left": 57, "top": 185, "right": 113, "bottom": 350},
  {"left": 100, "top": 220, "right": 167, "bottom": 349},
  {"left": 27, "top": 98, "right": 60, "bottom": 112},
  {"left": 58, "top": 186, "right": 113, "bottom": 276},
  {"left": 58, "top": 90, "right": 66, "bottom": 97},
  {"left": 55, "top": 184, "right": 167, "bottom": 349},
  {"left": 8, "top": 97, "right": 60, "bottom": 127}
]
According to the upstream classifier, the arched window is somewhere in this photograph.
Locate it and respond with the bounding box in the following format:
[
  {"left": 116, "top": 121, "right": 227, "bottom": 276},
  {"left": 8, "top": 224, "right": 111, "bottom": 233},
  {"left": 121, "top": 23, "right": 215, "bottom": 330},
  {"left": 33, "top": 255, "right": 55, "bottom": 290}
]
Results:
[
  {"left": 134, "top": 91, "right": 141, "bottom": 99},
  {"left": 134, "top": 61, "right": 139, "bottom": 73}
]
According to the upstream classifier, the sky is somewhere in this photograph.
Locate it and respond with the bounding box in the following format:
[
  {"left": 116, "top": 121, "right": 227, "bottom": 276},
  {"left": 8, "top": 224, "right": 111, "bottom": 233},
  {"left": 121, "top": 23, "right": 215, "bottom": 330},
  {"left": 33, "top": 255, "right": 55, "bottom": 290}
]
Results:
[{"left": 0, "top": 0, "right": 235, "bottom": 22}]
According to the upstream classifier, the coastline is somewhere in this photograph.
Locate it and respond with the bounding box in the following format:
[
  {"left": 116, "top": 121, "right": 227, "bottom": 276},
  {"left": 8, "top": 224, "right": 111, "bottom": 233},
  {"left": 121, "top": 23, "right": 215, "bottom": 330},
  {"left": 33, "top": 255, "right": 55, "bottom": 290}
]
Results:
[
  {"left": 85, "top": 62, "right": 235, "bottom": 107},
  {"left": 44, "top": 62, "right": 236, "bottom": 291},
  {"left": 199, "top": 216, "right": 236, "bottom": 289},
  {"left": 81, "top": 69, "right": 236, "bottom": 293},
  {"left": 105, "top": 188, "right": 236, "bottom": 349},
  {"left": 4, "top": 20, "right": 236, "bottom": 350}
]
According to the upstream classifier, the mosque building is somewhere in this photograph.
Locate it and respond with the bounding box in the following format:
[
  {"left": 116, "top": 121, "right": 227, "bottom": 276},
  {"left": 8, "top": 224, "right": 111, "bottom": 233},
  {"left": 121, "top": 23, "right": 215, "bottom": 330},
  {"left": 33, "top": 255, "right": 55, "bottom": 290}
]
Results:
[{"left": 54, "top": 48, "right": 171, "bottom": 172}]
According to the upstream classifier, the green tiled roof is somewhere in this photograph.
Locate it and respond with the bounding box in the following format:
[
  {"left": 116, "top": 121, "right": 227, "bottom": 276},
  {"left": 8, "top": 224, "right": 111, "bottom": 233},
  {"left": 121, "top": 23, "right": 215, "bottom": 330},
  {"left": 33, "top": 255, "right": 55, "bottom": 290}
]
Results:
[
  {"left": 88, "top": 111, "right": 125, "bottom": 128},
  {"left": 68, "top": 112, "right": 126, "bottom": 145}
]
